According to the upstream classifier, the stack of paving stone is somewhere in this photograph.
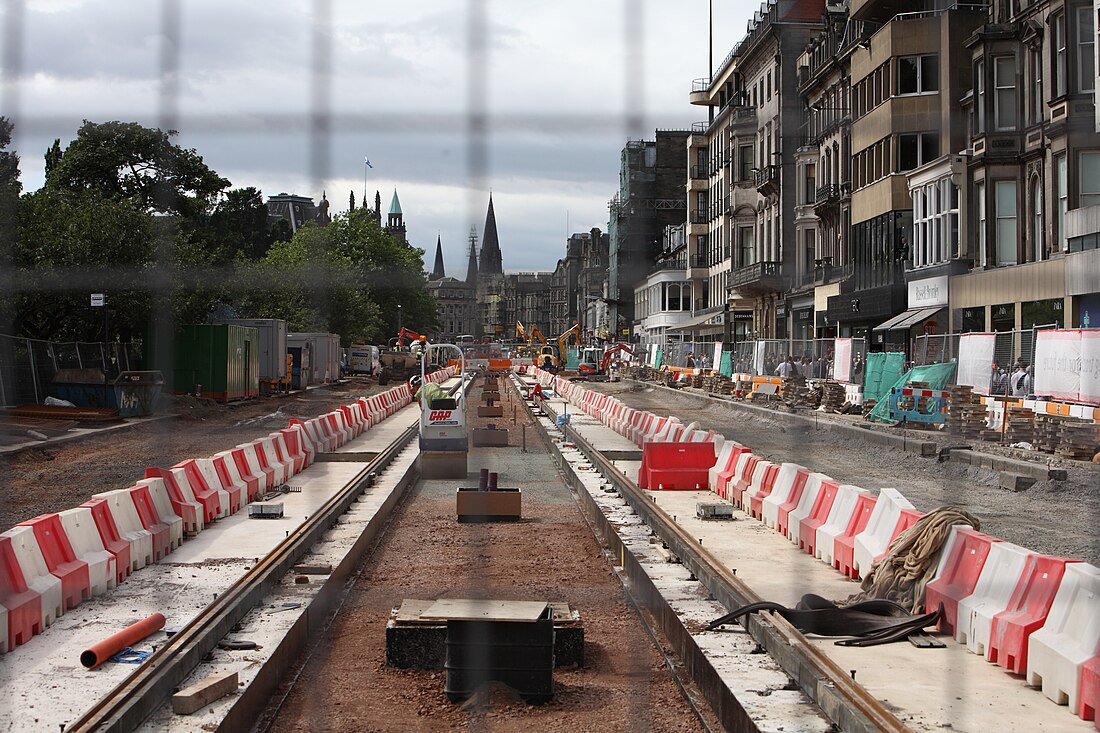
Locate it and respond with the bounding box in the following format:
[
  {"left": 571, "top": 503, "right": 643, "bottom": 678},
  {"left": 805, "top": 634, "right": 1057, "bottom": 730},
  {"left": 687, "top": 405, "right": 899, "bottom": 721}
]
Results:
[
  {"left": 1033, "top": 413, "right": 1066, "bottom": 453},
  {"left": 704, "top": 374, "right": 733, "bottom": 395},
  {"left": 820, "top": 381, "right": 847, "bottom": 413},
  {"left": 861, "top": 398, "right": 877, "bottom": 418},
  {"left": 781, "top": 375, "right": 814, "bottom": 408},
  {"left": 1004, "top": 406, "right": 1036, "bottom": 444},
  {"left": 1056, "top": 420, "right": 1100, "bottom": 461},
  {"left": 690, "top": 373, "right": 705, "bottom": 388},
  {"left": 946, "top": 384, "right": 987, "bottom": 438}
]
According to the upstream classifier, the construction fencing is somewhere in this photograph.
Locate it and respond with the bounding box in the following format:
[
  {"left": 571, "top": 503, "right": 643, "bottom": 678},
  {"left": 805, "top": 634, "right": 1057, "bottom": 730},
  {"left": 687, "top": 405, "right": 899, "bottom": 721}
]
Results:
[{"left": 0, "top": 333, "right": 142, "bottom": 407}]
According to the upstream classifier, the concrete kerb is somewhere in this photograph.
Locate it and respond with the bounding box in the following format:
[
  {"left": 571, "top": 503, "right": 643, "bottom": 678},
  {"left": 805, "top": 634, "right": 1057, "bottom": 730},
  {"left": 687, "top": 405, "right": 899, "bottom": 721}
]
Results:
[
  {"left": 0, "top": 414, "right": 177, "bottom": 458},
  {"left": 624, "top": 379, "right": 1067, "bottom": 484}
]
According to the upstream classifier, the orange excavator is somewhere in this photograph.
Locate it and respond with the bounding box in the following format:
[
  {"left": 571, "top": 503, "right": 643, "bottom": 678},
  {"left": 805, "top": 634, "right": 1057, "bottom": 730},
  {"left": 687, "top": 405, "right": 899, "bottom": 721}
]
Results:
[
  {"left": 379, "top": 328, "right": 429, "bottom": 385},
  {"left": 577, "top": 343, "right": 635, "bottom": 380}
]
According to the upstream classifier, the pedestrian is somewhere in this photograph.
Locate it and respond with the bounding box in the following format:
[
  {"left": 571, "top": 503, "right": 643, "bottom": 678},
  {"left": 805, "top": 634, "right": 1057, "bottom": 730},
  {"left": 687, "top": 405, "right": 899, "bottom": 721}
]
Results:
[
  {"left": 686, "top": 353, "right": 696, "bottom": 369},
  {"left": 801, "top": 355, "right": 813, "bottom": 378},
  {"left": 775, "top": 356, "right": 796, "bottom": 378}
]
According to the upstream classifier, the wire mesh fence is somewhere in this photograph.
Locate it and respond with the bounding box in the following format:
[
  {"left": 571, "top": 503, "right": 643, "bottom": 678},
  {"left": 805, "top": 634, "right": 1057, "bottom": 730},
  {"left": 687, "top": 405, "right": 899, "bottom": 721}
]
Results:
[{"left": 0, "top": 333, "right": 140, "bottom": 406}]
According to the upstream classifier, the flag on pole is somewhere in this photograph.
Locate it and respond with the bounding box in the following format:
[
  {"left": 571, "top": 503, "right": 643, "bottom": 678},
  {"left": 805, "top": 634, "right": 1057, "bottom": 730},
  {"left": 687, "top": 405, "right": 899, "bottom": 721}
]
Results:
[{"left": 364, "top": 157, "right": 373, "bottom": 168}]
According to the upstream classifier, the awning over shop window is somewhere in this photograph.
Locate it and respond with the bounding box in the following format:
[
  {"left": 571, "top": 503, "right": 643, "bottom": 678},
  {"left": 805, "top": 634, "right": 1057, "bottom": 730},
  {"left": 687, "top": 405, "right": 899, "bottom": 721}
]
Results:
[
  {"left": 667, "top": 308, "right": 726, "bottom": 333},
  {"left": 872, "top": 307, "right": 945, "bottom": 332}
]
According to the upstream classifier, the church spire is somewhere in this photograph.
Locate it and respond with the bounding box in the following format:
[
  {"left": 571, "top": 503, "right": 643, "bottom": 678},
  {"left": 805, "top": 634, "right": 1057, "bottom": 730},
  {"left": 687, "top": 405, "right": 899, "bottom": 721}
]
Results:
[
  {"left": 477, "top": 194, "right": 503, "bottom": 274},
  {"left": 429, "top": 234, "right": 446, "bottom": 280},
  {"left": 465, "top": 226, "right": 479, "bottom": 284}
]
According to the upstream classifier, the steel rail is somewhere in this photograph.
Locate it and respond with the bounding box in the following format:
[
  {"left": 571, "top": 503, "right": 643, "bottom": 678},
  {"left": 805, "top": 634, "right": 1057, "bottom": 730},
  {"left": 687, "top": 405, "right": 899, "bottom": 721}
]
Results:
[
  {"left": 545, "top": 401, "right": 909, "bottom": 733},
  {"left": 66, "top": 380, "right": 465, "bottom": 732}
]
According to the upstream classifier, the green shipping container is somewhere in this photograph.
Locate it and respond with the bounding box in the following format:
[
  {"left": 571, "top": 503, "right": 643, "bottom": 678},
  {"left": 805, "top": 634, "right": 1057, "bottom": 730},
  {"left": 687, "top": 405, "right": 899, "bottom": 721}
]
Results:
[{"left": 173, "top": 324, "right": 260, "bottom": 402}]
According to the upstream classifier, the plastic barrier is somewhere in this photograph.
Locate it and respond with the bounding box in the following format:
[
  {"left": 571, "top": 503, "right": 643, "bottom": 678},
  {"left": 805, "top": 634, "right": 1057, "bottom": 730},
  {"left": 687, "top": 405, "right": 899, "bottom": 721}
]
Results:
[
  {"left": 852, "top": 488, "right": 915, "bottom": 579},
  {"left": 173, "top": 460, "right": 230, "bottom": 519},
  {"left": 233, "top": 444, "right": 278, "bottom": 493},
  {"left": 745, "top": 463, "right": 781, "bottom": 519},
  {"left": 816, "top": 485, "right": 871, "bottom": 567},
  {"left": 715, "top": 448, "right": 752, "bottom": 501},
  {"left": 638, "top": 442, "right": 716, "bottom": 491},
  {"left": 337, "top": 405, "right": 362, "bottom": 437},
  {"left": 16, "top": 514, "right": 90, "bottom": 611},
  {"left": 213, "top": 449, "right": 258, "bottom": 503},
  {"left": 726, "top": 455, "right": 761, "bottom": 506},
  {"left": 1026, "top": 562, "right": 1100, "bottom": 712},
  {"left": 774, "top": 471, "right": 813, "bottom": 539},
  {"left": 834, "top": 493, "right": 878, "bottom": 578},
  {"left": 796, "top": 477, "right": 836, "bottom": 550},
  {"left": 133, "top": 478, "right": 183, "bottom": 551},
  {"left": 81, "top": 498, "right": 133, "bottom": 582},
  {"left": 255, "top": 438, "right": 291, "bottom": 486},
  {"left": 143, "top": 467, "right": 204, "bottom": 535},
  {"left": 276, "top": 428, "right": 309, "bottom": 473},
  {"left": 0, "top": 534, "right": 45, "bottom": 651},
  {"left": 761, "top": 464, "right": 810, "bottom": 530},
  {"left": 923, "top": 525, "right": 1000, "bottom": 634},
  {"left": 1, "top": 527, "right": 63, "bottom": 632},
  {"left": 192, "top": 456, "right": 243, "bottom": 513},
  {"left": 989, "top": 555, "right": 1080, "bottom": 674},
  {"left": 1080, "top": 655, "right": 1100, "bottom": 727},
  {"left": 784, "top": 473, "right": 831, "bottom": 543},
  {"left": 956, "top": 541, "right": 1031, "bottom": 653},
  {"left": 707, "top": 442, "right": 741, "bottom": 495},
  {"left": 57, "top": 507, "right": 117, "bottom": 597},
  {"left": 125, "top": 484, "right": 173, "bottom": 562},
  {"left": 92, "top": 490, "right": 155, "bottom": 570}
]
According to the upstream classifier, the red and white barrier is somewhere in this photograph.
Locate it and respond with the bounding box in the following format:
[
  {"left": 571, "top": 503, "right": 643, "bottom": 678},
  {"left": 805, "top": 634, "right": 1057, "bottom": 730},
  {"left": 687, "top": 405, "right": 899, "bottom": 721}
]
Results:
[
  {"left": 956, "top": 540, "right": 1031, "bottom": 654},
  {"left": 816, "top": 484, "right": 871, "bottom": 567},
  {"left": 1027, "top": 562, "right": 1100, "bottom": 713},
  {"left": 852, "top": 488, "right": 914, "bottom": 579},
  {"left": 57, "top": 507, "right": 117, "bottom": 597},
  {"left": 923, "top": 525, "right": 1000, "bottom": 634}
]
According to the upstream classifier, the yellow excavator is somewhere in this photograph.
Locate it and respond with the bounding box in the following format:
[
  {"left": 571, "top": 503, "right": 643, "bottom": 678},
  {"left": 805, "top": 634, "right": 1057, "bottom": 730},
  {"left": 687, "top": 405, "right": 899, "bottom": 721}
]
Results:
[{"left": 535, "top": 323, "right": 580, "bottom": 372}]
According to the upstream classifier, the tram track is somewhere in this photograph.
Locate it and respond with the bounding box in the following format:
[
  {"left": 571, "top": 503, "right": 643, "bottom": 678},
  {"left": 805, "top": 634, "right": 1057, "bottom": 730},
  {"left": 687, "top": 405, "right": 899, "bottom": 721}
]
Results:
[
  {"left": 520, "top": 375, "right": 909, "bottom": 733},
  {"left": 66, "top": 379, "right": 466, "bottom": 733}
]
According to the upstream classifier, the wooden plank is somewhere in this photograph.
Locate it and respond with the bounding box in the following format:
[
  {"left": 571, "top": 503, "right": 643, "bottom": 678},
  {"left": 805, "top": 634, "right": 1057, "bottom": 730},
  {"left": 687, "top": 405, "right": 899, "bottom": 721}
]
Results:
[
  {"left": 420, "top": 598, "right": 548, "bottom": 623},
  {"left": 171, "top": 670, "right": 239, "bottom": 715}
]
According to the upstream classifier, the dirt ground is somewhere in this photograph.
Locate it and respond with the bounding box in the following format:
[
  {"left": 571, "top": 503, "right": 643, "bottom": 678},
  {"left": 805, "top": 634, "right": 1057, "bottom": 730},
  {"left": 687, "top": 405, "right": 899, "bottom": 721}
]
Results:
[
  {"left": 269, "top": 376, "right": 705, "bottom": 733},
  {"left": 0, "top": 378, "right": 382, "bottom": 529},
  {"left": 594, "top": 381, "right": 1100, "bottom": 565}
]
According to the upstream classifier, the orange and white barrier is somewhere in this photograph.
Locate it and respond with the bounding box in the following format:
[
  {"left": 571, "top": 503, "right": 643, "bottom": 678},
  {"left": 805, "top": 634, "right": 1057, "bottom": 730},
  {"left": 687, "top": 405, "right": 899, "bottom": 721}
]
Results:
[
  {"left": 57, "top": 507, "right": 117, "bottom": 597},
  {"left": 815, "top": 484, "right": 872, "bottom": 567}
]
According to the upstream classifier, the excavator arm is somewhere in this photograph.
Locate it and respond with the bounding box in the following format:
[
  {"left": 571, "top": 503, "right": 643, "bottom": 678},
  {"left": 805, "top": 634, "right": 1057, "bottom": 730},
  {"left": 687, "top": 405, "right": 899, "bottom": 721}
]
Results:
[
  {"left": 555, "top": 323, "right": 580, "bottom": 361},
  {"left": 515, "top": 321, "right": 527, "bottom": 342},
  {"left": 599, "top": 343, "right": 635, "bottom": 372},
  {"left": 396, "top": 327, "right": 425, "bottom": 348}
]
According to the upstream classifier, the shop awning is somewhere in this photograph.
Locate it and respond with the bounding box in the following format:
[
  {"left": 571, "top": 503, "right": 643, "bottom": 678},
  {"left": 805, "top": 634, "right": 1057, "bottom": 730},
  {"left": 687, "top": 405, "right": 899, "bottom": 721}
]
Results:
[
  {"left": 667, "top": 308, "right": 726, "bottom": 333},
  {"left": 872, "top": 307, "right": 945, "bottom": 332}
]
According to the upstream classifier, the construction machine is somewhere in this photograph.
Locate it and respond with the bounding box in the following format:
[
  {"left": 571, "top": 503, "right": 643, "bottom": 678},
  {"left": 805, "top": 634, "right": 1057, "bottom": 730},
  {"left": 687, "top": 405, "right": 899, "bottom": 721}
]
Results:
[
  {"left": 379, "top": 328, "right": 430, "bottom": 385},
  {"left": 576, "top": 343, "right": 635, "bottom": 381}
]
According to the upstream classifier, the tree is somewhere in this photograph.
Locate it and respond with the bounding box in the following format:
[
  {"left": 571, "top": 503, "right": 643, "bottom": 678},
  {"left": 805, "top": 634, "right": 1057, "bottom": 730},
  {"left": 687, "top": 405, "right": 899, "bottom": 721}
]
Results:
[
  {"left": 43, "top": 138, "right": 62, "bottom": 182},
  {"left": 49, "top": 120, "right": 229, "bottom": 218},
  {"left": 14, "top": 188, "right": 153, "bottom": 341},
  {"left": 205, "top": 187, "right": 275, "bottom": 262},
  {"left": 0, "top": 117, "right": 22, "bottom": 333}
]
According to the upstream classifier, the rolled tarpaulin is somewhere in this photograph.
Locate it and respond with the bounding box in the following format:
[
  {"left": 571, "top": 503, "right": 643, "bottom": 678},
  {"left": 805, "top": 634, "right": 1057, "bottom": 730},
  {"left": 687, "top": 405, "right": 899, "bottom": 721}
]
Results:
[{"left": 81, "top": 613, "right": 166, "bottom": 669}]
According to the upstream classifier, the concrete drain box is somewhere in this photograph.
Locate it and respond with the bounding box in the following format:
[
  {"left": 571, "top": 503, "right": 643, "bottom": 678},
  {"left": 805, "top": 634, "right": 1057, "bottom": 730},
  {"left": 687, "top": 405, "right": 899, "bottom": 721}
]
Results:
[
  {"left": 477, "top": 404, "right": 504, "bottom": 418},
  {"left": 419, "top": 599, "right": 554, "bottom": 704},
  {"left": 420, "top": 451, "right": 468, "bottom": 479},
  {"left": 456, "top": 487, "right": 520, "bottom": 521},
  {"left": 386, "top": 600, "right": 583, "bottom": 670},
  {"left": 472, "top": 426, "right": 509, "bottom": 447}
]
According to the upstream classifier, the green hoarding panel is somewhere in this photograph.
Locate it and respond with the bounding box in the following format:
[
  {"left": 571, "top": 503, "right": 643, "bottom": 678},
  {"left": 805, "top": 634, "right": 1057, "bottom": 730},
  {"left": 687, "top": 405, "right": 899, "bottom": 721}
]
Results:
[{"left": 719, "top": 351, "right": 733, "bottom": 377}]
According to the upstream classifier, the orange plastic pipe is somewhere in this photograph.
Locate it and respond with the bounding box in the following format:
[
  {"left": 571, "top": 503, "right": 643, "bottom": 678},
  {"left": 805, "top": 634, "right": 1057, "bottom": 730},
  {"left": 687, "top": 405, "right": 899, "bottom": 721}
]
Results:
[{"left": 81, "top": 612, "right": 166, "bottom": 669}]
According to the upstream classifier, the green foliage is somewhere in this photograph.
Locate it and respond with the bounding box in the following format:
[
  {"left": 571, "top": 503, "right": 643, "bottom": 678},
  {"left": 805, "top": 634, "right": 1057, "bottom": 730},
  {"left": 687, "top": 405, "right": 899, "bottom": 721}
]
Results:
[
  {"left": 43, "top": 138, "right": 62, "bottom": 182},
  {"left": 49, "top": 120, "right": 229, "bottom": 218},
  {"left": 0, "top": 117, "right": 22, "bottom": 330},
  {"left": 197, "top": 186, "right": 277, "bottom": 263},
  {"left": 13, "top": 188, "right": 153, "bottom": 341}
]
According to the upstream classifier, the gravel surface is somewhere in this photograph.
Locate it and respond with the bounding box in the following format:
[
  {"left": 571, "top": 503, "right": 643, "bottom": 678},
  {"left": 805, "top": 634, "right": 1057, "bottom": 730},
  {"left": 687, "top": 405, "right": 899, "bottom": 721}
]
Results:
[
  {"left": 269, "top": 376, "right": 705, "bottom": 733},
  {"left": 0, "top": 378, "right": 382, "bottom": 530},
  {"left": 594, "top": 382, "right": 1100, "bottom": 566}
]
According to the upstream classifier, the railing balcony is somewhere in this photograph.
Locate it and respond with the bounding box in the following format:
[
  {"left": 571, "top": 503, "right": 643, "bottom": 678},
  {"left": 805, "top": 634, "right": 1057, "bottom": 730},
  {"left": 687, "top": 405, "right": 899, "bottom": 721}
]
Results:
[
  {"left": 727, "top": 261, "right": 785, "bottom": 294},
  {"left": 650, "top": 259, "right": 688, "bottom": 273},
  {"left": 690, "top": 254, "right": 713, "bottom": 268},
  {"left": 755, "top": 165, "right": 778, "bottom": 194},
  {"left": 692, "top": 121, "right": 709, "bottom": 133},
  {"left": 692, "top": 77, "right": 711, "bottom": 93},
  {"left": 814, "top": 184, "right": 840, "bottom": 211},
  {"left": 690, "top": 210, "right": 708, "bottom": 224},
  {"left": 690, "top": 165, "right": 708, "bottom": 179}
]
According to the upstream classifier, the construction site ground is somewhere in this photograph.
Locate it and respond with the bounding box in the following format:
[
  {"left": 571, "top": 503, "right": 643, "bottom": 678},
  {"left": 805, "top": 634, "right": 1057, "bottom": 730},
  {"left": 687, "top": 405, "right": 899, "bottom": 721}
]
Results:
[
  {"left": 0, "top": 379, "right": 381, "bottom": 530},
  {"left": 268, "top": 377, "right": 705, "bottom": 733}
]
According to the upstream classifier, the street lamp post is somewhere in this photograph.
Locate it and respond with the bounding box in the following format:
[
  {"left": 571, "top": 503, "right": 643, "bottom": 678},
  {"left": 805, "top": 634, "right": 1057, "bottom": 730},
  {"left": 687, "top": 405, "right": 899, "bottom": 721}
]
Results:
[{"left": 397, "top": 304, "right": 403, "bottom": 332}]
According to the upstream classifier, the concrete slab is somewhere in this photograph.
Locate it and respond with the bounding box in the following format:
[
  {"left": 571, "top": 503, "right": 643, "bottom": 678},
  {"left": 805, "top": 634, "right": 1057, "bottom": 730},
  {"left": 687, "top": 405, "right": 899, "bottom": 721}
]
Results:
[
  {"left": 0, "top": 401, "right": 424, "bottom": 733},
  {"left": 649, "top": 490, "right": 1094, "bottom": 733}
]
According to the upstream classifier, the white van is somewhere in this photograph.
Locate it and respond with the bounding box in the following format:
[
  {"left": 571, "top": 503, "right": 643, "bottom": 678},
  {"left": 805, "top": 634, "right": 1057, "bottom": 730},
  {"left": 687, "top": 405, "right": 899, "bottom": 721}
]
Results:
[{"left": 348, "top": 343, "right": 381, "bottom": 376}]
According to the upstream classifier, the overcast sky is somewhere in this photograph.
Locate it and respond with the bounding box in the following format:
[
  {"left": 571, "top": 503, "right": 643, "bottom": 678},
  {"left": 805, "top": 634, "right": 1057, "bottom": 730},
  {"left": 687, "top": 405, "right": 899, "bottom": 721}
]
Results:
[{"left": 2, "top": 0, "right": 756, "bottom": 273}]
